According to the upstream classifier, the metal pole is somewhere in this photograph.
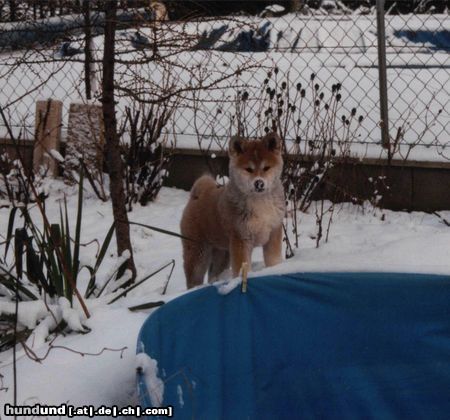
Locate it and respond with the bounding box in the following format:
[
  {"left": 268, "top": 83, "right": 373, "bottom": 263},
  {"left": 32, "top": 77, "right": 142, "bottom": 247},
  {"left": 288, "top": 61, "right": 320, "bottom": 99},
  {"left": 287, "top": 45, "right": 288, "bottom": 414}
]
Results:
[{"left": 376, "top": 0, "right": 390, "bottom": 150}]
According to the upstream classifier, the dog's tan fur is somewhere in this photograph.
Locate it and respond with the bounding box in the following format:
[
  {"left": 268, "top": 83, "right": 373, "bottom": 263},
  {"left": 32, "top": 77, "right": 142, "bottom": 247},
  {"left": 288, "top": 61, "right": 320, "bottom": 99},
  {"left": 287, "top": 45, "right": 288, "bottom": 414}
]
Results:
[{"left": 180, "top": 133, "right": 285, "bottom": 289}]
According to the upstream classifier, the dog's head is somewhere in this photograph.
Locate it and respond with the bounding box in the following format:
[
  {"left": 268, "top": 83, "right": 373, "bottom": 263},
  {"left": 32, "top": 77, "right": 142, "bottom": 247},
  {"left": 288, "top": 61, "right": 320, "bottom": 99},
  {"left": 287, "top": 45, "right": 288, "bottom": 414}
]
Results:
[{"left": 228, "top": 132, "right": 283, "bottom": 194}]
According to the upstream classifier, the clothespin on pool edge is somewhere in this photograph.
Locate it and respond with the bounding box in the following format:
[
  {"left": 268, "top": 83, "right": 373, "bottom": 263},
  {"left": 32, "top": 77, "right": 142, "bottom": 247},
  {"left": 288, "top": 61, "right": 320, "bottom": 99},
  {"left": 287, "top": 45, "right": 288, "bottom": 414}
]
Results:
[{"left": 241, "top": 262, "right": 249, "bottom": 293}]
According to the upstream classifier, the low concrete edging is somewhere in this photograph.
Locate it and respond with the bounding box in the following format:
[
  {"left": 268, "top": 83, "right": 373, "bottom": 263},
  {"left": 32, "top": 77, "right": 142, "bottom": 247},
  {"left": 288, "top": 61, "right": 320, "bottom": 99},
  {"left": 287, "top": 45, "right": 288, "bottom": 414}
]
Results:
[
  {"left": 2, "top": 140, "right": 450, "bottom": 212},
  {"left": 166, "top": 149, "right": 450, "bottom": 212}
]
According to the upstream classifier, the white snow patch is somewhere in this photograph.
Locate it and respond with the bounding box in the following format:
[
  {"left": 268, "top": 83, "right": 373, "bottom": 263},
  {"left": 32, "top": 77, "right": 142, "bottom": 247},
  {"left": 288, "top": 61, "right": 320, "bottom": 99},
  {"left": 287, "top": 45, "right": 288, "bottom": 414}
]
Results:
[
  {"left": 216, "top": 277, "right": 242, "bottom": 295},
  {"left": 177, "top": 385, "right": 185, "bottom": 408},
  {"left": 59, "top": 297, "right": 87, "bottom": 332},
  {"left": 112, "top": 269, "right": 133, "bottom": 291},
  {"left": 0, "top": 300, "right": 51, "bottom": 329},
  {"left": 26, "top": 309, "right": 62, "bottom": 349},
  {"left": 265, "top": 4, "right": 285, "bottom": 13},
  {"left": 48, "top": 149, "right": 65, "bottom": 163},
  {"left": 136, "top": 353, "right": 165, "bottom": 407}
]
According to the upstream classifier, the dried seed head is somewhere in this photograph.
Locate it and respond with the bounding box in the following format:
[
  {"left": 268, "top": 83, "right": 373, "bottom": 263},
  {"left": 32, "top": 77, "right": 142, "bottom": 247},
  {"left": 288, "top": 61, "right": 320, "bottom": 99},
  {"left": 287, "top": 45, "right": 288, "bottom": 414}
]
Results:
[
  {"left": 242, "top": 91, "right": 249, "bottom": 101},
  {"left": 274, "top": 67, "right": 279, "bottom": 75},
  {"left": 315, "top": 99, "right": 320, "bottom": 107},
  {"left": 295, "top": 136, "right": 301, "bottom": 144},
  {"left": 351, "top": 108, "right": 356, "bottom": 116},
  {"left": 336, "top": 93, "right": 342, "bottom": 102},
  {"left": 358, "top": 115, "right": 364, "bottom": 123},
  {"left": 296, "top": 82, "right": 302, "bottom": 91},
  {"left": 310, "top": 73, "right": 316, "bottom": 81},
  {"left": 281, "top": 81, "right": 287, "bottom": 90},
  {"left": 300, "top": 89, "right": 306, "bottom": 98},
  {"left": 314, "top": 83, "right": 319, "bottom": 91},
  {"left": 319, "top": 92, "right": 324, "bottom": 100}
]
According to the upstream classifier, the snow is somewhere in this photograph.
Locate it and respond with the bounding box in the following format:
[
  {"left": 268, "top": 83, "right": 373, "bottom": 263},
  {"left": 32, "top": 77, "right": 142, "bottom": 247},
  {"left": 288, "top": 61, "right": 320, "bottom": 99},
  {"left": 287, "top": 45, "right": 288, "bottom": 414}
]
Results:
[
  {"left": 176, "top": 384, "right": 184, "bottom": 408},
  {"left": 2, "top": 181, "right": 450, "bottom": 417},
  {"left": 48, "top": 149, "right": 65, "bottom": 163},
  {"left": 27, "top": 311, "right": 61, "bottom": 349},
  {"left": 0, "top": 300, "right": 53, "bottom": 330},
  {"left": 135, "top": 353, "right": 165, "bottom": 407},
  {"left": 59, "top": 297, "right": 88, "bottom": 333},
  {"left": 215, "top": 277, "right": 242, "bottom": 295}
]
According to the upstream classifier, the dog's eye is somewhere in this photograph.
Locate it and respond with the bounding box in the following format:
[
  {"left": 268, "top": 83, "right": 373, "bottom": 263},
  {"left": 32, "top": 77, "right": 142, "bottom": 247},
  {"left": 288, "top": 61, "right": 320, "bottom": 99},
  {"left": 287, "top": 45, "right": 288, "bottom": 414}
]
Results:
[
  {"left": 245, "top": 168, "right": 254, "bottom": 173},
  {"left": 263, "top": 166, "right": 271, "bottom": 172}
]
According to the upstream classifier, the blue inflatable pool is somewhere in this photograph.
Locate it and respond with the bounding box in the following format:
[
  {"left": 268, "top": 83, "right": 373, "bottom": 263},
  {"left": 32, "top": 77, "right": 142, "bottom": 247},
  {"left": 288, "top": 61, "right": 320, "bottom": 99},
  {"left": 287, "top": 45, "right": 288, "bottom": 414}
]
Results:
[{"left": 136, "top": 272, "right": 450, "bottom": 419}]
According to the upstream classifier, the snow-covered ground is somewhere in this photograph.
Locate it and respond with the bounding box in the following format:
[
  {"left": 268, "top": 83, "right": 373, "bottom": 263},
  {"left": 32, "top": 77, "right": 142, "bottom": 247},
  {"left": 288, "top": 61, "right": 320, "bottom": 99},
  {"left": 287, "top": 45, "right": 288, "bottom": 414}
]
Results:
[
  {"left": 1, "top": 181, "right": 450, "bottom": 418},
  {"left": 0, "top": 13, "right": 449, "bottom": 161}
]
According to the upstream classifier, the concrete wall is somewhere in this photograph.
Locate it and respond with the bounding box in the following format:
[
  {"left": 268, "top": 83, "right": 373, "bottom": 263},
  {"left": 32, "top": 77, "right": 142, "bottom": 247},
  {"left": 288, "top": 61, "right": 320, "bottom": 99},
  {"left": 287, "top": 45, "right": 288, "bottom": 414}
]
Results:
[
  {"left": 166, "top": 150, "right": 450, "bottom": 212},
  {"left": 2, "top": 140, "right": 450, "bottom": 212}
]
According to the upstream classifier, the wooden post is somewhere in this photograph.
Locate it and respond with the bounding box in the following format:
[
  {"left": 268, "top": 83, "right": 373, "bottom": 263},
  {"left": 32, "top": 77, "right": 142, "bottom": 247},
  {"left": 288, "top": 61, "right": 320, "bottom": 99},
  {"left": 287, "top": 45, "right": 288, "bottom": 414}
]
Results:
[
  {"left": 241, "top": 262, "right": 249, "bottom": 293},
  {"left": 33, "top": 99, "right": 63, "bottom": 177},
  {"left": 65, "top": 102, "right": 104, "bottom": 184}
]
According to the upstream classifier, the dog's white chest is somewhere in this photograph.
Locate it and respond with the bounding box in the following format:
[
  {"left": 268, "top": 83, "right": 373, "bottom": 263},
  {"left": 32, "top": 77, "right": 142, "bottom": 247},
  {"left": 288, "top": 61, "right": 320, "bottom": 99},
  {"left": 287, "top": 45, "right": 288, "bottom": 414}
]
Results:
[{"left": 246, "top": 198, "right": 283, "bottom": 245}]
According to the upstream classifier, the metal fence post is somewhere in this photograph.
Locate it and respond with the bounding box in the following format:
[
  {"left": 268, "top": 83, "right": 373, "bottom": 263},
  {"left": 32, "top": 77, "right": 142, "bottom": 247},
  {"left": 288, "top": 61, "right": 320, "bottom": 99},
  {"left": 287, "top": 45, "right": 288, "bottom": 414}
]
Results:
[{"left": 376, "top": 0, "right": 390, "bottom": 150}]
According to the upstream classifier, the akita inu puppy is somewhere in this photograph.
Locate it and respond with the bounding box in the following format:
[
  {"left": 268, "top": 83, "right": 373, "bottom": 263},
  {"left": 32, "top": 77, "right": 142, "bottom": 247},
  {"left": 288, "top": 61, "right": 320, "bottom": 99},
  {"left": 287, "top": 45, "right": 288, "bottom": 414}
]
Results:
[{"left": 180, "top": 132, "right": 285, "bottom": 289}]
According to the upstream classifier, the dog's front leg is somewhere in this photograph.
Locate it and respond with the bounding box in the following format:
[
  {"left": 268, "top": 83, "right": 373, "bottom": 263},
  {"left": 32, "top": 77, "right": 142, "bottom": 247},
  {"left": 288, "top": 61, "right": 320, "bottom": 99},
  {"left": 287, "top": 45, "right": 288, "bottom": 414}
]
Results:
[
  {"left": 263, "top": 224, "right": 283, "bottom": 267},
  {"left": 230, "top": 234, "right": 252, "bottom": 277}
]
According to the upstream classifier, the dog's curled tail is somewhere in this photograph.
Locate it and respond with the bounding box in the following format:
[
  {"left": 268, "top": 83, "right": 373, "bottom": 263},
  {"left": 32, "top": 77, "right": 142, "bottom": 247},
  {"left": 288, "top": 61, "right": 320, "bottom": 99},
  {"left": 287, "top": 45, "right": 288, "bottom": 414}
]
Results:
[{"left": 190, "top": 174, "right": 217, "bottom": 200}]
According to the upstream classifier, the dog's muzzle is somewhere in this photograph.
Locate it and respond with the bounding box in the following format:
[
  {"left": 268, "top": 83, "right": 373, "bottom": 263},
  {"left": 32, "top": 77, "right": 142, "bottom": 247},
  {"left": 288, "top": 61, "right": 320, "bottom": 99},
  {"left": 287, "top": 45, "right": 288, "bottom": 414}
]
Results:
[{"left": 254, "top": 179, "right": 265, "bottom": 192}]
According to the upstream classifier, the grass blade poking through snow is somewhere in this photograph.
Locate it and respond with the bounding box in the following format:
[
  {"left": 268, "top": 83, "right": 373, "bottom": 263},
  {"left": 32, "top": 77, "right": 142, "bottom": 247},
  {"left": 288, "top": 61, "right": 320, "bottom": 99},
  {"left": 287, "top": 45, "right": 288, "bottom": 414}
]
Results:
[
  {"left": 128, "top": 221, "right": 194, "bottom": 241},
  {"left": 4, "top": 206, "right": 17, "bottom": 259},
  {"left": 108, "top": 259, "right": 175, "bottom": 304},
  {"left": 84, "top": 222, "right": 116, "bottom": 299},
  {"left": 72, "top": 169, "right": 84, "bottom": 287}
]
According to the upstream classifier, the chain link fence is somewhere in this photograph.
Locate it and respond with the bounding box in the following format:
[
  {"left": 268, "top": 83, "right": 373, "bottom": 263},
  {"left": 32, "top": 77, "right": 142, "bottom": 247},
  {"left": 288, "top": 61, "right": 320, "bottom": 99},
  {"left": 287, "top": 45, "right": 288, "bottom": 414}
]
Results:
[{"left": 0, "top": 0, "right": 448, "bottom": 162}]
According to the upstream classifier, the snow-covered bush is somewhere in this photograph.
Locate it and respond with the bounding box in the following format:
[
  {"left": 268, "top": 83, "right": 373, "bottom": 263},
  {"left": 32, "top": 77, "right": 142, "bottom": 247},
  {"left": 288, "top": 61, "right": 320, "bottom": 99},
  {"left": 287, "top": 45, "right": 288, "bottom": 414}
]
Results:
[
  {"left": 234, "top": 69, "right": 365, "bottom": 252},
  {"left": 0, "top": 171, "right": 135, "bottom": 351},
  {"left": 0, "top": 152, "right": 47, "bottom": 207},
  {"left": 120, "top": 101, "right": 175, "bottom": 210}
]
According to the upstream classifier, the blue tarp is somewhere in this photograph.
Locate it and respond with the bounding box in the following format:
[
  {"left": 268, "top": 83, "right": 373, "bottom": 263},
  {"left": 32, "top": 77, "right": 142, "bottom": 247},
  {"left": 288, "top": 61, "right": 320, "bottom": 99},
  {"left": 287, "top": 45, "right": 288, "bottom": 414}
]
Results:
[
  {"left": 137, "top": 272, "right": 450, "bottom": 419},
  {"left": 394, "top": 30, "right": 450, "bottom": 52}
]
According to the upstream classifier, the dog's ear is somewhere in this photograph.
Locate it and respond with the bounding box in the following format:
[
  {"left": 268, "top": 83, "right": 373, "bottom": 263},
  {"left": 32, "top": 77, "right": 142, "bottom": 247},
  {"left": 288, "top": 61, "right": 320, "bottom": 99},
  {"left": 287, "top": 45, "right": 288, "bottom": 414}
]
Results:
[
  {"left": 262, "top": 132, "right": 282, "bottom": 153},
  {"left": 229, "top": 136, "right": 245, "bottom": 157}
]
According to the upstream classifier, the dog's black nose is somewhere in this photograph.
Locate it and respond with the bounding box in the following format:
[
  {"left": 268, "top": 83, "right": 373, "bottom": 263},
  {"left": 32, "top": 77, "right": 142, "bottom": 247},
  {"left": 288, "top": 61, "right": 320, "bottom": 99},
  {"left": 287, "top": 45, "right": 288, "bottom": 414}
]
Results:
[{"left": 254, "top": 179, "right": 265, "bottom": 192}]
